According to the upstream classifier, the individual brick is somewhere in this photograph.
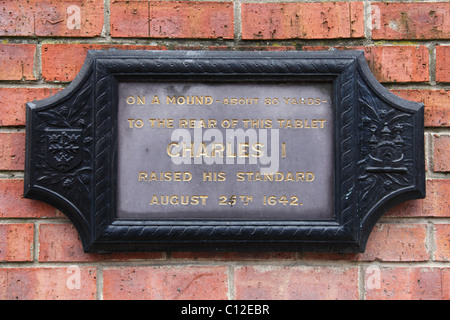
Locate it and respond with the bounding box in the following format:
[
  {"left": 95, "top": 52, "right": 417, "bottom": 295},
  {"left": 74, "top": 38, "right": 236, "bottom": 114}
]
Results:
[
  {"left": 390, "top": 89, "right": 449, "bottom": 127},
  {"left": 385, "top": 199, "right": 424, "bottom": 218},
  {"left": 436, "top": 46, "right": 450, "bottom": 83},
  {"left": 443, "top": 269, "right": 450, "bottom": 300},
  {"left": 302, "top": 223, "right": 429, "bottom": 262},
  {"left": 149, "top": 1, "right": 234, "bottom": 39},
  {"left": 0, "top": 0, "right": 103, "bottom": 37},
  {"left": 0, "top": 87, "right": 61, "bottom": 126},
  {"left": 365, "top": 46, "right": 429, "bottom": 83},
  {"left": 38, "top": 223, "right": 164, "bottom": 262},
  {"left": 0, "top": 133, "right": 26, "bottom": 171},
  {"left": 0, "top": 269, "right": 5, "bottom": 300},
  {"left": 423, "top": 179, "right": 450, "bottom": 217},
  {"left": 110, "top": 0, "right": 149, "bottom": 37},
  {"left": 359, "top": 223, "right": 429, "bottom": 262},
  {"left": 365, "top": 267, "right": 448, "bottom": 300},
  {"left": 434, "top": 224, "right": 450, "bottom": 262},
  {"left": 433, "top": 135, "right": 450, "bottom": 172},
  {"left": 234, "top": 266, "right": 359, "bottom": 299},
  {"left": 0, "top": 1, "right": 35, "bottom": 36},
  {"left": 103, "top": 266, "right": 228, "bottom": 299},
  {"left": 241, "top": 2, "right": 364, "bottom": 40},
  {"left": 0, "top": 179, "right": 59, "bottom": 218},
  {"left": 0, "top": 44, "right": 36, "bottom": 81},
  {"left": 111, "top": 1, "right": 234, "bottom": 39},
  {"left": 386, "top": 180, "right": 449, "bottom": 218},
  {"left": 303, "top": 45, "right": 430, "bottom": 83},
  {"left": 371, "top": 2, "right": 450, "bottom": 40},
  {"left": 0, "top": 267, "right": 97, "bottom": 299},
  {"left": 41, "top": 44, "right": 166, "bottom": 82},
  {"left": 0, "top": 224, "right": 34, "bottom": 262}
]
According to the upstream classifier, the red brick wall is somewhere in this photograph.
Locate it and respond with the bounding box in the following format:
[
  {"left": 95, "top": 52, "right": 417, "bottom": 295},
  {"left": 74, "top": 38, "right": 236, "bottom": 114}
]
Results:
[{"left": 0, "top": 0, "right": 449, "bottom": 300}]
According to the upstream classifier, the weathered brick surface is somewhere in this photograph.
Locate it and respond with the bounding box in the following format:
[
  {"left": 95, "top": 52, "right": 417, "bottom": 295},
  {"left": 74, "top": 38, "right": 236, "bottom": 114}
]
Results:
[
  {"left": 0, "top": 133, "right": 26, "bottom": 171},
  {"left": 365, "top": 267, "right": 449, "bottom": 300},
  {"left": 0, "top": 88, "right": 61, "bottom": 126},
  {"left": 0, "top": 44, "right": 36, "bottom": 81},
  {"left": 110, "top": 0, "right": 149, "bottom": 38},
  {"left": 0, "top": 267, "right": 97, "bottom": 300},
  {"left": 0, "top": 179, "right": 59, "bottom": 218},
  {"left": 241, "top": 2, "right": 364, "bottom": 40},
  {"left": 39, "top": 223, "right": 164, "bottom": 262},
  {"left": 390, "top": 89, "right": 450, "bottom": 127},
  {"left": 385, "top": 199, "right": 424, "bottom": 218},
  {"left": 366, "top": 46, "right": 430, "bottom": 83},
  {"left": 434, "top": 135, "right": 450, "bottom": 172},
  {"left": 111, "top": 1, "right": 234, "bottom": 39},
  {"left": 234, "top": 266, "right": 359, "bottom": 300},
  {"left": 303, "top": 46, "right": 430, "bottom": 83},
  {"left": 0, "top": 1, "right": 35, "bottom": 36},
  {"left": 303, "top": 223, "right": 429, "bottom": 262},
  {"left": 371, "top": 2, "right": 450, "bottom": 40},
  {"left": 358, "top": 224, "right": 429, "bottom": 262},
  {"left": 0, "top": 269, "right": 5, "bottom": 300},
  {"left": 423, "top": 179, "right": 450, "bottom": 217},
  {"left": 150, "top": 1, "right": 233, "bottom": 39},
  {"left": 444, "top": 269, "right": 450, "bottom": 300},
  {"left": 103, "top": 266, "right": 228, "bottom": 300},
  {"left": 436, "top": 46, "right": 450, "bottom": 83},
  {"left": 435, "top": 224, "right": 450, "bottom": 262},
  {"left": 384, "top": 180, "right": 449, "bottom": 219},
  {"left": 0, "top": 224, "right": 33, "bottom": 262},
  {"left": 42, "top": 44, "right": 167, "bottom": 82},
  {"left": 0, "top": 0, "right": 103, "bottom": 37}
]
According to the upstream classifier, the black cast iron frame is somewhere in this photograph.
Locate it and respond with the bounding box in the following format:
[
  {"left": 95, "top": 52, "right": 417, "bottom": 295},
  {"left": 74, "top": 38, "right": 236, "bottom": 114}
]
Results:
[{"left": 24, "top": 50, "right": 425, "bottom": 252}]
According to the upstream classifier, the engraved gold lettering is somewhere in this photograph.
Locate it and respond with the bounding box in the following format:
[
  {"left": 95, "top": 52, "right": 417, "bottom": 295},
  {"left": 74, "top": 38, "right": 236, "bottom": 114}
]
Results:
[
  {"left": 203, "top": 171, "right": 226, "bottom": 182},
  {"left": 173, "top": 171, "right": 182, "bottom": 181},
  {"left": 196, "top": 143, "right": 209, "bottom": 158},
  {"left": 226, "top": 142, "right": 236, "bottom": 158},
  {"left": 252, "top": 143, "right": 263, "bottom": 158},
  {"left": 211, "top": 143, "right": 224, "bottom": 157},
  {"left": 138, "top": 171, "right": 148, "bottom": 181},
  {"left": 306, "top": 172, "right": 315, "bottom": 181},
  {"left": 167, "top": 142, "right": 180, "bottom": 157},
  {"left": 137, "top": 95, "right": 145, "bottom": 105},
  {"left": 235, "top": 171, "right": 315, "bottom": 182},
  {"left": 166, "top": 96, "right": 176, "bottom": 104},
  {"left": 134, "top": 119, "right": 144, "bottom": 128},
  {"left": 149, "top": 195, "right": 208, "bottom": 205},
  {"left": 126, "top": 96, "right": 135, "bottom": 104},
  {"left": 182, "top": 142, "right": 194, "bottom": 158},
  {"left": 151, "top": 95, "right": 160, "bottom": 104},
  {"left": 179, "top": 119, "right": 187, "bottom": 128},
  {"left": 238, "top": 143, "right": 249, "bottom": 158},
  {"left": 166, "top": 95, "right": 213, "bottom": 105}
]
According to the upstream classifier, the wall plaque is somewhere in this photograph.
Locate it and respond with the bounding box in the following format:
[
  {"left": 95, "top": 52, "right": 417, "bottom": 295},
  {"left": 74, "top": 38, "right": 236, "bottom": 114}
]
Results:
[{"left": 24, "top": 50, "right": 425, "bottom": 252}]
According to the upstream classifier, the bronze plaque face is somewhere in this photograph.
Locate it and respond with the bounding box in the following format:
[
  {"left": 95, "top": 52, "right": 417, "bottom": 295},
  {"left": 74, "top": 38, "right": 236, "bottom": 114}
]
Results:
[{"left": 117, "top": 81, "right": 335, "bottom": 220}]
